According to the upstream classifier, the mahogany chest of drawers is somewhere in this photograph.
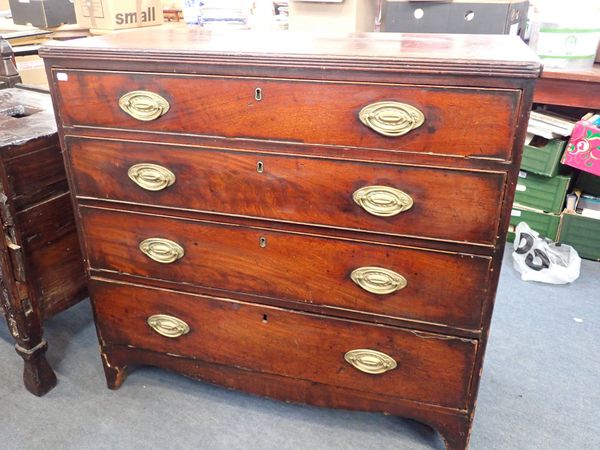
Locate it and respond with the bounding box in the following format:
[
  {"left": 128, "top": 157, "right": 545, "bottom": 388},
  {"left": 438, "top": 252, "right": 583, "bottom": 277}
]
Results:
[{"left": 41, "top": 29, "right": 540, "bottom": 449}]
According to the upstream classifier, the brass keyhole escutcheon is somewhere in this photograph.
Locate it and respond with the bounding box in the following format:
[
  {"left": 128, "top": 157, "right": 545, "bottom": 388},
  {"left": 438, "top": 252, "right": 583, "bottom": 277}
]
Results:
[
  {"left": 255, "top": 87, "right": 262, "bottom": 101},
  {"left": 259, "top": 236, "right": 267, "bottom": 248},
  {"left": 257, "top": 161, "right": 264, "bottom": 173}
]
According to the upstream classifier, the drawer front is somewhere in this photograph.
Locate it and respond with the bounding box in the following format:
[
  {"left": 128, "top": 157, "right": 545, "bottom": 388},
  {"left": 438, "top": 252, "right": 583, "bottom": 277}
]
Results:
[
  {"left": 91, "top": 280, "right": 478, "bottom": 409},
  {"left": 69, "top": 138, "right": 506, "bottom": 245},
  {"left": 81, "top": 208, "right": 491, "bottom": 330},
  {"left": 54, "top": 70, "right": 520, "bottom": 160}
]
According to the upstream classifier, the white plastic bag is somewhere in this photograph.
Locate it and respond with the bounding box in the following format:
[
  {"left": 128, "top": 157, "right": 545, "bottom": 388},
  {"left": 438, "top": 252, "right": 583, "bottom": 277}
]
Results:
[{"left": 512, "top": 222, "right": 581, "bottom": 284}]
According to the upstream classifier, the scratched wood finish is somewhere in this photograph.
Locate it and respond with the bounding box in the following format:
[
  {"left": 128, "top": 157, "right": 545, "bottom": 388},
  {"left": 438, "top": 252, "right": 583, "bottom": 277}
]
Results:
[
  {"left": 39, "top": 29, "right": 541, "bottom": 78},
  {"left": 91, "top": 279, "right": 478, "bottom": 409},
  {"left": 0, "top": 88, "right": 86, "bottom": 396},
  {"left": 104, "top": 342, "right": 473, "bottom": 450},
  {"left": 3, "top": 137, "right": 70, "bottom": 211},
  {"left": 56, "top": 71, "right": 520, "bottom": 160},
  {"left": 16, "top": 192, "right": 86, "bottom": 319},
  {"left": 81, "top": 207, "right": 491, "bottom": 330},
  {"left": 68, "top": 138, "right": 505, "bottom": 245},
  {"left": 41, "top": 29, "right": 541, "bottom": 449}
]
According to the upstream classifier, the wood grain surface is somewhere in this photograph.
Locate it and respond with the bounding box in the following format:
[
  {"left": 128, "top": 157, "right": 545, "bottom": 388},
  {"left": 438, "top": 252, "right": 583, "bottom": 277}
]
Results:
[
  {"left": 56, "top": 71, "right": 520, "bottom": 159},
  {"left": 41, "top": 29, "right": 541, "bottom": 78},
  {"left": 41, "top": 30, "right": 541, "bottom": 448},
  {"left": 91, "top": 279, "right": 478, "bottom": 410},
  {"left": 68, "top": 138, "right": 506, "bottom": 245},
  {"left": 81, "top": 206, "right": 492, "bottom": 330}
]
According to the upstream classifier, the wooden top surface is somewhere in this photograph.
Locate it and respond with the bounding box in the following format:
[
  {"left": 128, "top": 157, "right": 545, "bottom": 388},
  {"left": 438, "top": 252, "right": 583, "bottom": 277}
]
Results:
[
  {"left": 0, "top": 88, "right": 56, "bottom": 147},
  {"left": 40, "top": 28, "right": 541, "bottom": 77}
]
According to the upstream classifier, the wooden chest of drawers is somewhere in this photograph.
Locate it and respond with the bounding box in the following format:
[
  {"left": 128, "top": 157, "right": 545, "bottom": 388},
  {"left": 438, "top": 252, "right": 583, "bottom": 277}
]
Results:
[
  {"left": 41, "top": 29, "right": 540, "bottom": 449},
  {"left": 0, "top": 87, "right": 86, "bottom": 396}
]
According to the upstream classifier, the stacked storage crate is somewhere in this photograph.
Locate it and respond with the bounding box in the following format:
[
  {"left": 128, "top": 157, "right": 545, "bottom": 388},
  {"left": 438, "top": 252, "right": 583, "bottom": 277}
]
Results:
[
  {"left": 508, "top": 135, "right": 571, "bottom": 242},
  {"left": 559, "top": 171, "right": 600, "bottom": 262},
  {"left": 509, "top": 113, "right": 600, "bottom": 261}
]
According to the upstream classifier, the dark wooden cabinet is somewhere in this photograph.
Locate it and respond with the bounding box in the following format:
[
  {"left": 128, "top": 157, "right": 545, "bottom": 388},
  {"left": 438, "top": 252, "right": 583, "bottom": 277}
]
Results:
[
  {"left": 0, "top": 87, "right": 87, "bottom": 396},
  {"left": 41, "top": 30, "right": 540, "bottom": 449}
]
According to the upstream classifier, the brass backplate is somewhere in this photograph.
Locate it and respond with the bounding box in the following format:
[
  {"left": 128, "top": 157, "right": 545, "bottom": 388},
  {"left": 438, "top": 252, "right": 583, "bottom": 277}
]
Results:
[
  {"left": 344, "top": 349, "right": 397, "bottom": 375},
  {"left": 353, "top": 185, "right": 413, "bottom": 217},
  {"left": 119, "top": 90, "right": 170, "bottom": 121},
  {"left": 351, "top": 267, "right": 407, "bottom": 295},
  {"left": 359, "top": 101, "right": 425, "bottom": 137},
  {"left": 147, "top": 314, "right": 190, "bottom": 338}
]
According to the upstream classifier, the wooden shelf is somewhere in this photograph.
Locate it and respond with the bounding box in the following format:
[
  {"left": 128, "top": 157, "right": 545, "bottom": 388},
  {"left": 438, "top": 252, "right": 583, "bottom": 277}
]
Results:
[{"left": 534, "top": 63, "right": 600, "bottom": 109}]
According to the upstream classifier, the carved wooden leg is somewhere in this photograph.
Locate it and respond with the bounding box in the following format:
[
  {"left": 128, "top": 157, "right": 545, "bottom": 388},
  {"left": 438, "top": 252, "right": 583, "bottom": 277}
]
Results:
[
  {"left": 15, "top": 340, "right": 57, "bottom": 396},
  {"left": 0, "top": 270, "right": 56, "bottom": 396},
  {"left": 101, "top": 350, "right": 128, "bottom": 389}
]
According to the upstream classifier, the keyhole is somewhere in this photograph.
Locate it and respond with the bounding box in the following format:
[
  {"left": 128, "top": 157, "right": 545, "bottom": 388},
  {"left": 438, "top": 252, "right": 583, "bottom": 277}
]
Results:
[
  {"left": 259, "top": 236, "right": 267, "bottom": 248},
  {"left": 255, "top": 88, "right": 262, "bottom": 101},
  {"left": 262, "top": 314, "right": 268, "bottom": 323},
  {"left": 257, "top": 161, "right": 264, "bottom": 173}
]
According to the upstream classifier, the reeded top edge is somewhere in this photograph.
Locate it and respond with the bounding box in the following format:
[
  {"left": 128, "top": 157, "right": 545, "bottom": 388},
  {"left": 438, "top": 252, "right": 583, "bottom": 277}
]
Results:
[{"left": 40, "top": 27, "right": 542, "bottom": 78}]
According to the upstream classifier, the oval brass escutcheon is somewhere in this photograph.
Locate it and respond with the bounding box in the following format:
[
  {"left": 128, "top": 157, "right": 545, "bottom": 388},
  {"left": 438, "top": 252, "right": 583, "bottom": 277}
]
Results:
[
  {"left": 119, "top": 90, "right": 170, "bottom": 121},
  {"left": 139, "top": 238, "right": 184, "bottom": 264},
  {"left": 128, "top": 163, "right": 176, "bottom": 191},
  {"left": 359, "top": 101, "right": 425, "bottom": 137},
  {"left": 344, "top": 349, "right": 397, "bottom": 375},
  {"left": 350, "top": 267, "right": 407, "bottom": 295},
  {"left": 147, "top": 314, "right": 190, "bottom": 338},
  {"left": 353, "top": 185, "right": 413, "bottom": 217}
]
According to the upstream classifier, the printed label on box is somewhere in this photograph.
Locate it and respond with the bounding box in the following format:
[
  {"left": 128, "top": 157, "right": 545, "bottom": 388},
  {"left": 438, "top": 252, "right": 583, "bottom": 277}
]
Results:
[
  {"left": 511, "top": 209, "right": 522, "bottom": 217},
  {"left": 81, "top": 0, "right": 105, "bottom": 18}
]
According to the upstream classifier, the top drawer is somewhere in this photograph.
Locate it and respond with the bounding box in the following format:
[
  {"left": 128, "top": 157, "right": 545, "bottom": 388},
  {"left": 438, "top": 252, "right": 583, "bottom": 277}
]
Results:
[{"left": 52, "top": 70, "right": 521, "bottom": 160}]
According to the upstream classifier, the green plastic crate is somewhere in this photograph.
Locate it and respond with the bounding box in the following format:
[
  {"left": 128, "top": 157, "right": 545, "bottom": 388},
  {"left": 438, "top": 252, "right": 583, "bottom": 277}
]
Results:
[
  {"left": 507, "top": 206, "right": 561, "bottom": 243},
  {"left": 514, "top": 172, "right": 571, "bottom": 214},
  {"left": 559, "top": 212, "right": 600, "bottom": 261},
  {"left": 575, "top": 171, "right": 600, "bottom": 197},
  {"left": 521, "top": 137, "right": 566, "bottom": 177}
]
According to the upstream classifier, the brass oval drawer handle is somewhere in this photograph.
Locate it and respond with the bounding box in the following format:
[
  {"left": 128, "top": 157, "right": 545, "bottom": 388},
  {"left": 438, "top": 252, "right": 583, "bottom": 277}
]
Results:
[
  {"left": 351, "top": 267, "right": 407, "bottom": 295},
  {"left": 344, "top": 349, "right": 397, "bottom": 375},
  {"left": 128, "top": 163, "right": 176, "bottom": 191},
  {"left": 119, "top": 90, "right": 170, "bottom": 121},
  {"left": 359, "top": 101, "right": 424, "bottom": 137},
  {"left": 139, "top": 238, "right": 184, "bottom": 264},
  {"left": 147, "top": 314, "right": 190, "bottom": 338},
  {"left": 353, "top": 185, "right": 413, "bottom": 217}
]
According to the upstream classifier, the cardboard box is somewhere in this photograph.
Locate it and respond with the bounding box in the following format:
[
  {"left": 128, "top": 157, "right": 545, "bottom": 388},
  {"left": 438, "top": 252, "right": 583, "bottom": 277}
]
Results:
[
  {"left": 289, "top": 0, "right": 377, "bottom": 32},
  {"left": 561, "top": 119, "right": 600, "bottom": 177},
  {"left": 9, "top": 0, "right": 76, "bottom": 28},
  {"left": 507, "top": 205, "right": 560, "bottom": 243},
  {"left": 559, "top": 212, "right": 600, "bottom": 261},
  {"left": 521, "top": 136, "right": 566, "bottom": 178},
  {"left": 15, "top": 54, "right": 49, "bottom": 89},
  {"left": 74, "top": 0, "right": 163, "bottom": 30},
  {"left": 383, "top": 0, "right": 528, "bottom": 37},
  {"left": 514, "top": 172, "right": 572, "bottom": 214}
]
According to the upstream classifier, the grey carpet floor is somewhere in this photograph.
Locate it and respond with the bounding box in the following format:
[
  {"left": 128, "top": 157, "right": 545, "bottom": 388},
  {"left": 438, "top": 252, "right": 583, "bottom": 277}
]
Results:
[{"left": 1, "top": 245, "right": 598, "bottom": 450}]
